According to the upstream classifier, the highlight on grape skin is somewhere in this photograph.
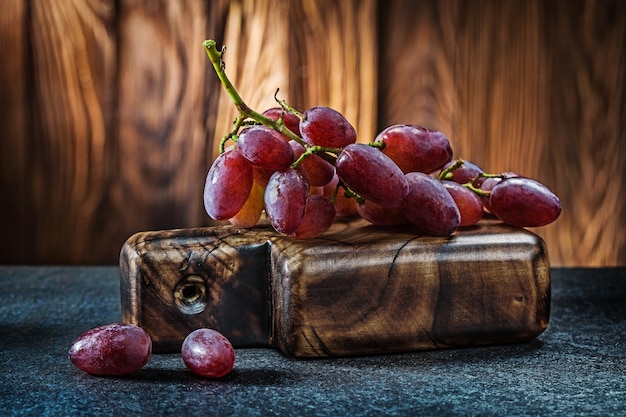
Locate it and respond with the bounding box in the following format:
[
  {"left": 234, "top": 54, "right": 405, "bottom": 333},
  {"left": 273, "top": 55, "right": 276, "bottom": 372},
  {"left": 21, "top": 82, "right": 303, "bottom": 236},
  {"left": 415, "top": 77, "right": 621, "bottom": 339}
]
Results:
[
  {"left": 181, "top": 328, "right": 235, "bottom": 378},
  {"left": 68, "top": 323, "right": 152, "bottom": 376}
]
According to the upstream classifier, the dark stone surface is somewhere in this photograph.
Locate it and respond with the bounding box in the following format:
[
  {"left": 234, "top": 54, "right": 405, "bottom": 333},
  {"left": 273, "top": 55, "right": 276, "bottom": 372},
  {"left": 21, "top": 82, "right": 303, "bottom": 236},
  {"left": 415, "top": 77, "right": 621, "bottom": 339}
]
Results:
[{"left": 1, "top": 266, "right": 625, "bottom": 416}]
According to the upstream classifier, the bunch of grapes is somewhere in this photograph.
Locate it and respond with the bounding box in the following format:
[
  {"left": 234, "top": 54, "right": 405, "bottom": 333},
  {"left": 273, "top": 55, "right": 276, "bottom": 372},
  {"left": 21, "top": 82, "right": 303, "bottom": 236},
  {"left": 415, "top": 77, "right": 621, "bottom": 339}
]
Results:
[{"left": 202, "top": 40, "right": 561, "bottom": 239}]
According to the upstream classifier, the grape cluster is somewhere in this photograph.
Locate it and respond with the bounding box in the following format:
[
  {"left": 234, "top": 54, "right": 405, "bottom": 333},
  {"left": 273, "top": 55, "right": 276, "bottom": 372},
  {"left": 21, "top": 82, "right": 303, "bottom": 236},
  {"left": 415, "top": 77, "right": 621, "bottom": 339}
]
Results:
[
  {"left": 201, "top": 39, "right": 561, "bottom": 239},
  {"left": 203, "top": 106, "right": 561, "bottom": 238}
]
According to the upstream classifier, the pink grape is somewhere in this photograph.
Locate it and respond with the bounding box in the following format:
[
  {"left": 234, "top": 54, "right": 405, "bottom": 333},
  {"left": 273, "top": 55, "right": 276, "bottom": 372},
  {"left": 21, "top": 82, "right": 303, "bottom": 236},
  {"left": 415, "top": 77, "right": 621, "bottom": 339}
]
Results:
[
  {"left": 237, "top": 125, "right": 295, "bottom": 171},
  {"left": 264, "top": 168, "right": 309, "bottom": 234},
  {"left": 441, "top": 180, "right": 483, "bottom": 227},
  {"left": 441, "top": 160, "right": 484, "bottom": 184},
  {"left": 374, "top": 124, "right": 453, "bottom": 174},
  {"left": 289, "top": 140, "right": 335, "bottom": 186},
  {"left": 489, "top": 177, "right": 561, "bottom": 227},
  {"left": 336, "top": 143, "right": 409, "bottom": 208},
  {"left": 68, "top": 323, "right": 152, "bottom": 376},
  {"left": 204, "top": 149, "right": 253, "bottom": 220},
  {"left": 474, "top": 172, "right": 519, "bottom": 213},
  {"left": 402, "top": 172, "right": 461, "bottom": 236},
  {"left": 300, "top": 106, "right": 357, "bottom": 148},
  {"left": 253, "top": 166, "right": 274, "bottom": 188},
  {"left": 290, "top": 194, "right": 336, "bottom": 238},
  {"left": 262, "top": 107, "right": 302, "bottom": 139},
  {"left": 356, "top": 200, "right": 408, "bottom": 226},
  {"left": 181, "top": 328, "right": 235, "bottom": 378}
]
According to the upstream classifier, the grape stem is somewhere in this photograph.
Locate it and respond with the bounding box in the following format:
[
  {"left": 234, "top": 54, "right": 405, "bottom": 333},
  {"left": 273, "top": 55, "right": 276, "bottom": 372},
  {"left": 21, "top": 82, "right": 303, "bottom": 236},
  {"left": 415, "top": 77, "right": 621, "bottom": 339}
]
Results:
[
  {"left": 274, "top": 89, "right": 303, "bottom": 120},
  {"left": 203, "top": 40, "right": 306, "bottom": 149},
  {"left": 291, "top": 145, "right": 343, "bottom": 169},
  {"left": 438, "top": 158, "right": 465, "bottom": 181},
  {"left": 332, "top": 182, "right": 365, "bottom": 205},
  {"left": 463, "top": 181, "right": 490, "bottom": 198}
]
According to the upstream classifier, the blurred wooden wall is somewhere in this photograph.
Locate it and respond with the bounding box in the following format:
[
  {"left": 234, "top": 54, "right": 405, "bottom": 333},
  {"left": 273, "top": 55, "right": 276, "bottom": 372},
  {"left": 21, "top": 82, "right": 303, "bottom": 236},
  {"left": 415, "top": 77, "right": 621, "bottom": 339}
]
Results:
[{"left": 0, "top": 0, "right": 624, "bottom": 266}]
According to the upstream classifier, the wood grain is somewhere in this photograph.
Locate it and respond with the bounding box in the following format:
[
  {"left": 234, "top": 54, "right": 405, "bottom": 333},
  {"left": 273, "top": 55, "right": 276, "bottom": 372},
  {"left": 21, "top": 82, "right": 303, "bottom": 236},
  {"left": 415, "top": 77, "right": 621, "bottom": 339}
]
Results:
[
  {"left": 115, "top": 0, "right": 228, "bottom": 239},
  {"left": 287, "top": 0, "right": 378, "bottom": 144},
  {"left": 16, "top": 0, "right": 116, "bottom": 263},
  {"left": 0, "top": 0, "right": 29, "bottom": 261},
  {"left": 120, "top": 218, "right": 550, "bottom": 357},
  {"left": 541, "top": 0, "right": 626, "bottom": 266},
  {"left": 379, "top": 0, "right": 626, "bottom": 266}
]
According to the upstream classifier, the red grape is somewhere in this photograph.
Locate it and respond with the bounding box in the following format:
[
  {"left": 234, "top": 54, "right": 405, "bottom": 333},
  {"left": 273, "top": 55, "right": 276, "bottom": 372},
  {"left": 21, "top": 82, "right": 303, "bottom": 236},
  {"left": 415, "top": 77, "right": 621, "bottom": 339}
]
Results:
[
  {"left": 489, "top": 177, "right": 561, "bottom": 227},
  {"left": 204, "top": 149, "right": 253, "bottom": 220},
  {"left": 474, "top": 172, "right": 519, "bottom": 213},
  {"left": 356, "top": 200, "right": 408, "bottom": 226},
  {"left": 253, "top": 166, "right": 274, "bottom": 188},
  {"left": 374, "top": 125, "right": 453, "bottom": 174},
  {"left": 441, "top": 160, "right": 484, "bottom": 184},
  {"left": 262, "top": 107, "right": 302, "bottom": 139},
  {"left": 300, "top": 106, "right": 357, "bottom": 148},
  {"left": 402, "top": 172, "right": 461, "bottom": 236},
  {"left": 264, "top": 168, "right": 309, "bottom": 234},
  {"left": 441, "top": 180, "right": 483, "bottom": 227},
  {"left": 68, "top": 323, "right": 152, "bottom": 376},
  {"left": 289, "top": 140, "right": 335, "bottom": 187},
  {"left": 237, "top": 125, "right": 295, "bottom": 171},
  {"left": 181, "top": 328, "right": 235, "bottom": 378},
  {"left": 290, "top": 194, "right": 336, "bottom": 238},
  {"left": 336, "top": 143, "right": 409, "bottom": 208}
]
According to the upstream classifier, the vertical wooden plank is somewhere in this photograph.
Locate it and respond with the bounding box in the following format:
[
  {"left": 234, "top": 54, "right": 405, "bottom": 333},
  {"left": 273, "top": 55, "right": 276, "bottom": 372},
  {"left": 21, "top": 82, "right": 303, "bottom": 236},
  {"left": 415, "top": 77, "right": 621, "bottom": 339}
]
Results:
[
  {"left": 377, "top": 0, "right": 459, "bottom": 139},
  {"left": 451, "top": 0, "right": 550, "bottom": 177},
  {"left": 211, "top": 0, "right": 378, "bottom": 154},
  {"left": 380, "top": 0, "right": 549, "bottom": 175},
  {"left": 115, "top": 0, "right": 229, "bottom": 257},
  {"left": 541, "top": 0, "right": 626, "bottom": 266},
  {"left": 15, "top": 0, "right": 117, "bottom": 264},
  {"left": 379, "top": 0, "right": 626, "bottom": 266},
  {"left": 0, "top": 1, "right": 29, "bottom": 262},
  {"left": 288, "top": 0, "right": 378, "bottom": 144}
]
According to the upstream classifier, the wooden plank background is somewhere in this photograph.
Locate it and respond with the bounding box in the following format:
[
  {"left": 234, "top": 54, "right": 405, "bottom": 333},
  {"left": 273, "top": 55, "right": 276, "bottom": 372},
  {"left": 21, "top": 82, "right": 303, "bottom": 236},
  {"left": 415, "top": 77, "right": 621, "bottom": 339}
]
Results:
[{"left": 0, "top": 0, "right": 624, "bottom": 266}]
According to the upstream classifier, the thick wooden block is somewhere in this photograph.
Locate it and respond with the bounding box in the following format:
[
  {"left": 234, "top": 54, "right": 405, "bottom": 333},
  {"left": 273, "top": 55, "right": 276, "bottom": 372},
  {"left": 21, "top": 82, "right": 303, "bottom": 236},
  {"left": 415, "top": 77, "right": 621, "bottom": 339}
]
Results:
[{"left": 119, "top": 218, "right": 550, "bottom": 357}]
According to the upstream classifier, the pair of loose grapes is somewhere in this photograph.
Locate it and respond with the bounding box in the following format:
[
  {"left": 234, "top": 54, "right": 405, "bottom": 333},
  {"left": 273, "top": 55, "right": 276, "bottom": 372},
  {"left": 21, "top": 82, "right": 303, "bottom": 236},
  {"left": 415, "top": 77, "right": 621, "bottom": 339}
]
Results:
[
  {"left": 204, "top": 105, "right": 561, "bottom": 238},
  {"left": 68, "top": 324, "right": 235, "bottom": 378}
]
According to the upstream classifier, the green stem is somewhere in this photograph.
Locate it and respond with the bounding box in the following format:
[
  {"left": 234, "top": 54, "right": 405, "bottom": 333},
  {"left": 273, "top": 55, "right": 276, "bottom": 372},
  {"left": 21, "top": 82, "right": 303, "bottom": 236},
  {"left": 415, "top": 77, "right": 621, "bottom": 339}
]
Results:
[
  {"left": 461, "top": 173, "right": 507, "bottom": 197},
  {"left": 368, "top": 141, "right": 385, "bottom": 150},
  {"left": 463, "top": 181, "right": 491, "bottom": 198},
  {"left": 291, "top": 145, "right": 342, "bottom": 169},
  {"left": 274, "top": 89, "right": 303, "bottom": 120},
  {"left": 203, "top": 40, "right": 306, "bottom": 149},
  {"left": 438, "top": 158, "right": 465, "bottom": 180}
]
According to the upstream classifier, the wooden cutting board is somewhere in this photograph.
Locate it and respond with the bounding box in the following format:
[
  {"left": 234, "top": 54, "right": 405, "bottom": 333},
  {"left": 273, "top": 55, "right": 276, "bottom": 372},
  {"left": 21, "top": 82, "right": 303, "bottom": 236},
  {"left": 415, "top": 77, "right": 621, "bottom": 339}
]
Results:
[{"left": 119, "top": 217, "right": 550, "bottom": 357}]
